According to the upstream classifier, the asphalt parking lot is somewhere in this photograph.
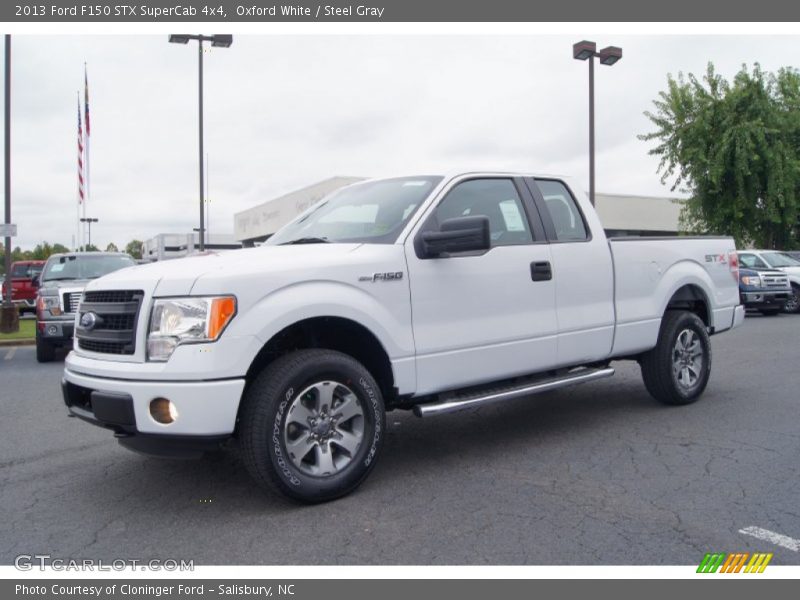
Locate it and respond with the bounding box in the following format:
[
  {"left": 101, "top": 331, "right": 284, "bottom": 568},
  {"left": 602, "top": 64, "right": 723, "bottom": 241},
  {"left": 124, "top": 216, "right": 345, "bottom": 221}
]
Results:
[{"left": 1, "top": 314, "right": 798, "bottom": 566}]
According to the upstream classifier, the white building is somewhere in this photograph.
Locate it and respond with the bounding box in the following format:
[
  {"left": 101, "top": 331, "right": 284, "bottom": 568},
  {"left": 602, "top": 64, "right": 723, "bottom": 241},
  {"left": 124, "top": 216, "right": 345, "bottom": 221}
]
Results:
[
  {"left": 233, "top": 177, "right": 685, "bottom": 245},
  {"left": 234, "top": 177, "right": 363, "bottom": 246}
]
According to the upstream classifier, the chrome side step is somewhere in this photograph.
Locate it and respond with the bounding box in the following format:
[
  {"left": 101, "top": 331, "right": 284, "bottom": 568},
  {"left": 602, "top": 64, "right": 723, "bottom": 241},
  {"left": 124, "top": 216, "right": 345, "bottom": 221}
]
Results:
[{"left": 413, "top": 366, "right": 615, "bottom": 417}]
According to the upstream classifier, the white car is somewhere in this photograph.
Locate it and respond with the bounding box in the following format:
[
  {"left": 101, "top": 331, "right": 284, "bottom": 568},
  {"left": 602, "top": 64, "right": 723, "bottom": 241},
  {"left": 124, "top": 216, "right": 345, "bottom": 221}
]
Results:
[
  {"left": 738, "top": 250, "right": 800, "bottom": 313},
  {"left": 62, "top": 172, "right": 743, "bottom": 502}
]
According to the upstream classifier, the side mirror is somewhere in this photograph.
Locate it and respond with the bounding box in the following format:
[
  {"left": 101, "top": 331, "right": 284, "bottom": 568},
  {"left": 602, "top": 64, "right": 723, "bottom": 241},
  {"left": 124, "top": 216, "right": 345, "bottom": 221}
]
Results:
[
  {"left": 31, "top": 275, "right": 40, "bottom": 288},
  {"left": 421, "top": 215, "right": 491, "bottom": 258}
]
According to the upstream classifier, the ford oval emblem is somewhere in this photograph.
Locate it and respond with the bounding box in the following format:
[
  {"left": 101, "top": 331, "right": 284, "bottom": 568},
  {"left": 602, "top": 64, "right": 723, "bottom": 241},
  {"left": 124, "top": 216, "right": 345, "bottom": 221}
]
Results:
[{"left": 80, "top": 312, "right": 98, "bottom": 330}]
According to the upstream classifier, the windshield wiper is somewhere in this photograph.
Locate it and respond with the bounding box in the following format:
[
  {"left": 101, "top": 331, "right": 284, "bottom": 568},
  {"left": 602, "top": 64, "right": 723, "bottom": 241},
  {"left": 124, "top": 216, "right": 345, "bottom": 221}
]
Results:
[
  {"left": 279, "top": 237, "right": 330, "bottom": 245},
  {"left": 44, "top": 277, "right": 78, "bottom": 281}
]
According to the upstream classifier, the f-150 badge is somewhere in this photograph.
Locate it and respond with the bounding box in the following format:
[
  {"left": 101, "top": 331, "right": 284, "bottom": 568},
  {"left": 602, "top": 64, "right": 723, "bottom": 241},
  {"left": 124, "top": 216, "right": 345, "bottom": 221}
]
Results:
[{"left": 359, "top": 272, "right": 404, "bottom": 282}]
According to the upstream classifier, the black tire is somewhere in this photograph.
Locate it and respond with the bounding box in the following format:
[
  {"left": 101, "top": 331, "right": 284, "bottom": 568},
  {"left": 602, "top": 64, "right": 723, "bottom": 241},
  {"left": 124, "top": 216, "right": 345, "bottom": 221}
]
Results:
[
  {"left": 759, "top": 308, "right": 781, "bottom": 316},
  {"left": 782, "top": 285, "right": 800, "bottom": 314},
  {"left": 239, "top": 349, "right": 385, "bottom": 503},
  {"left": 640, "top": 310, "right": 711, "bottom": 406},
  {"left": 35, "top": 335, "right": 56, "bottom": 363}
]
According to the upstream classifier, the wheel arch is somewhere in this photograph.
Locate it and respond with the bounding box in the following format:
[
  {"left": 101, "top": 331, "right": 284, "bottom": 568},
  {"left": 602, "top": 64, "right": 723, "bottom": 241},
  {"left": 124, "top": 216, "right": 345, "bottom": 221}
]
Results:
[
  {"left": 243, "top": 316, "right": 397, "bottom": 408},
  {"left": 664, "top": 283, "right": 711, "bottom": 327}
]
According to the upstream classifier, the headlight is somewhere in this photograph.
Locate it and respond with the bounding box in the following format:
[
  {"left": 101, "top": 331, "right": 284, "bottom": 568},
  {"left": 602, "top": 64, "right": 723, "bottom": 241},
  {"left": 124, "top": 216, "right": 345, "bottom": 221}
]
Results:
[
  {"left": 740, "top": 275, "right": 762, "bottom": 286},
  {"left": 147, "top": 296, "right": 236, "bottom": 362},
  {"left": 37, "top": 294, "right": 61, "bottom": 316}
]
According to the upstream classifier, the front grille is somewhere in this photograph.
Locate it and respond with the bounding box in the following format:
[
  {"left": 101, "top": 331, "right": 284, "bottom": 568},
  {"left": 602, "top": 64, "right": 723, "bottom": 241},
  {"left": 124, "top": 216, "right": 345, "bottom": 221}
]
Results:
[
  {"left": 762, "top": 274, "right": 789, "bottom": 288},
  {"left": 63, "top": 291, "right": 83, "bottom": 313},
  {"left": 76, "top": 289, "right": 144, "bottom": 356},
  {"left": 77, "top": 339, "right": 132, "bottom": 355},
  {"left": 83, "top": 290, "right": 139, "bottom": 303}
]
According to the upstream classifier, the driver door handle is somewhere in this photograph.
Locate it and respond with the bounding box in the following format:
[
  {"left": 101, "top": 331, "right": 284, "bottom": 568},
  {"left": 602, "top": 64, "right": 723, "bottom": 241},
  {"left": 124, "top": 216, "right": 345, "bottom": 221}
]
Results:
[{"left": 530, "top": 261, "right": 552, "bottom": 281}]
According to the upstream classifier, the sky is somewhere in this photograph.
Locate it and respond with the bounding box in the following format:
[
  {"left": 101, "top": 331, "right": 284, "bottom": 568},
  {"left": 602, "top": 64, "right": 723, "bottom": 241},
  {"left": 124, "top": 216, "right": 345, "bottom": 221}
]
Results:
[{"left": 3, "top": 34, "right": 800, "bottom": 250}]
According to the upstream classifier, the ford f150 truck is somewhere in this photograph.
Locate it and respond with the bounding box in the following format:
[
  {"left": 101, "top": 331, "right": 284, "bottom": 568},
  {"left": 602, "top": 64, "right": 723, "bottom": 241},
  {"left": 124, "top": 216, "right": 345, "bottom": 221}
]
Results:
[
  {"left": 62, "top": 172, "right": 744, "bottom": 502},
  {"left": 37, "top": 252, "right": 137, "bottom": 362},
  {"left": 737, "top": 266, "right": 791, "bottom": 316},
  {"left": 738, "top": 250, "right": 800, "bottom": 314}
]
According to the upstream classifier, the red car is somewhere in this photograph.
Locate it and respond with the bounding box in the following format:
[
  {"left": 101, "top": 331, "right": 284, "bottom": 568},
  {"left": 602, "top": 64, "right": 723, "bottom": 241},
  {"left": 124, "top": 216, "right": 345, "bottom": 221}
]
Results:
[{"left": 2, "top": 260, "right": 45, "bottom": 315}]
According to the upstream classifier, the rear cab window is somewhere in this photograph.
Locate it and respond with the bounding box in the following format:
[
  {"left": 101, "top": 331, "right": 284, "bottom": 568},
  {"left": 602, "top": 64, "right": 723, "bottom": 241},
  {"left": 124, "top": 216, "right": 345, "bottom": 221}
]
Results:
[{"left": 533, "top": 179, "right": 590, "bottom": 242}]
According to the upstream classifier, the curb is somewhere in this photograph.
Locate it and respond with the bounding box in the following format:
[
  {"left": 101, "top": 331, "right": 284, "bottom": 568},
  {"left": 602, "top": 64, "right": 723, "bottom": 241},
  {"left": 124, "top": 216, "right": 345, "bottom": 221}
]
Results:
[{"left": 0, "top": 339, "right": 35, "bottom": 347}]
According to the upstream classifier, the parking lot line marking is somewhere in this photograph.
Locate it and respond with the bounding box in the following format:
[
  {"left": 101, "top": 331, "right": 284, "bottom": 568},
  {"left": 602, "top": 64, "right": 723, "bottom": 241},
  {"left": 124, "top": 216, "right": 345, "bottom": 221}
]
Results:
[
  {"left": 739, "top": 526, "right": 800, "bottom": 552},
  {"left": 4, "top": 347, "right": 16, "bottom": 360}
]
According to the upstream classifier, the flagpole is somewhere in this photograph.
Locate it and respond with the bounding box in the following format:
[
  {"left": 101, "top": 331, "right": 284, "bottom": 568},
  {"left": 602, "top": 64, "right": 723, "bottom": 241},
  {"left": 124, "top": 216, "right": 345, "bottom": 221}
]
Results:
[
  {"left": 76, "top": 91, "right": 82, "bottom": 252},
  {"left": 83, "top": 64, "right": 89, "bottom": 249}
]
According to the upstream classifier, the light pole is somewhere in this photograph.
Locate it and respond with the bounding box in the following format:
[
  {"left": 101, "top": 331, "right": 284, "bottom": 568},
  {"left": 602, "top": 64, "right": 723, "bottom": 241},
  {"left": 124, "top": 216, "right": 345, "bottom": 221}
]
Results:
[
  {"left": 572, "top": 40, "right": 622, "bottom": 206},
  {"left": 80, "top": 217, "right": 98, "bottom": 250},
  {"left": 168, "top": 34, "right": 232, "bottom": 252},
  {"left": 1, "top": 34, "right": 16, "bottom": 334}
]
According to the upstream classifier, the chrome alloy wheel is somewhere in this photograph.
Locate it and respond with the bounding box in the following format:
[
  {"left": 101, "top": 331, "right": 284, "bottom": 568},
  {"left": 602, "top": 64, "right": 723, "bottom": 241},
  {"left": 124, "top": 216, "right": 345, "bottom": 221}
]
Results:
[
  {"left": 672, "top": 328, "right": 704, "bottom": 389},
  {"left": 283, "top": 381, "right": 365, "bottom": 477}
]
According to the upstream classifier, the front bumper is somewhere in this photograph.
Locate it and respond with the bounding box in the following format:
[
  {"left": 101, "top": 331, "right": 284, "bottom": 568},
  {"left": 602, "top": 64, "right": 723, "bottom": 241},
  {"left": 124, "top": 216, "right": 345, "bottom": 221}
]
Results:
[
  {"left": 62, "top": 367, "right": 246, "bottom": 457},
  {"left": 38, "top": 319, "right": 74, "bottom": 342},
  {"left": 740, "top": 290, "right": 790, "bottom": 307}
]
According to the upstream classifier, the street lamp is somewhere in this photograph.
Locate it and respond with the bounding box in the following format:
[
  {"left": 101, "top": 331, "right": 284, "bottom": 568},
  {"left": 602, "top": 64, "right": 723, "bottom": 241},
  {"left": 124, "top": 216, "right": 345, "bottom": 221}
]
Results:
[
  {"left": 80, "top": 217, "right": 98, "bottom": 250},
  {"left": 168, "top": 34, "right": 233, "bottom": 252},
  {"left": 572, "top": 40, "right": 622, "bottom": 206}
]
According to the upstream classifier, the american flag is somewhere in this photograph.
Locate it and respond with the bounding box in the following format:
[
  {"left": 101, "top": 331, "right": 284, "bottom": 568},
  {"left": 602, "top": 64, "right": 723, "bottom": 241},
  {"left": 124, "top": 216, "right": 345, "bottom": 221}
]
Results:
[{"left": 77, "top": 97, "right": 84, "bottom": 204}]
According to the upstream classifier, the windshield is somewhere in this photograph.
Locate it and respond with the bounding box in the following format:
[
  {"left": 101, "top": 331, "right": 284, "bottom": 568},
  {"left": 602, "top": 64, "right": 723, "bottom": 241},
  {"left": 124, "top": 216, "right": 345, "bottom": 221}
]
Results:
[
  {"left": 763, "top": 252, "right": 800, "bottom": 268},
  {"left": 267, "top": 176, "right": 443, "bottom": 245},
  {"left": 11, "top": 263, "right": 40, "bottom": 278},
  {"left": 42, "top": 254, "right": 136, "bottom": 282}
]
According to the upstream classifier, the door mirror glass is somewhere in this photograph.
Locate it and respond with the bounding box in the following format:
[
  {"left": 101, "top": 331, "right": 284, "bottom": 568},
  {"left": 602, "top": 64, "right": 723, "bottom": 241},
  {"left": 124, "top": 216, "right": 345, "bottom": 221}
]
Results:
[{"left": 421, "top": 216, "right": 491, "bottom": 258}]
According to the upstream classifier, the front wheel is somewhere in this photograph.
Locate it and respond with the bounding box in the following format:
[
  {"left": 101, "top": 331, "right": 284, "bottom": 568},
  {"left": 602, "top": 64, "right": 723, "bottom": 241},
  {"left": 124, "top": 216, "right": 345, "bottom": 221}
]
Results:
[
  {"left": 239, "top": 349, "right": 385, "bottom": 503},
  {"left": 782, "top": 286, "right": 800, "bottom": 314},
  {"left": 640, "top": 311, "right": 711, "bottom": 406}
]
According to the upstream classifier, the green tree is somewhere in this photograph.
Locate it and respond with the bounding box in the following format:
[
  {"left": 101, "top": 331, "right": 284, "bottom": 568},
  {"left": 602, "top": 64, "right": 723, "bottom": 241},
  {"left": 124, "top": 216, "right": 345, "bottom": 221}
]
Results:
[
  {"left": 105, "top": 242, "right": 119, "bottom": 252},
  {"left": 52, "top": 243, "right": 70, "bottom": 254},
  {"left": 640, "top": 63, "right": 800, "bottom": 249},
  {"left": 125, "top": 239, "right": 143, "bottom": 259},
  {"left": 30, "top": 242, "right": 53, "bottom": 260}
]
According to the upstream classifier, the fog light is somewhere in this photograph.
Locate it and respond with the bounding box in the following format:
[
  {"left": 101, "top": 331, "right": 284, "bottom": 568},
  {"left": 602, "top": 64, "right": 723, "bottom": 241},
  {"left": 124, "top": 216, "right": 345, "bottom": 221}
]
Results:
[
  {"left": 149, "top": 398, "right": 178, "bottom": 424},
  {"left": 47, "top": 325, "right": 57, "bottom": 335}
]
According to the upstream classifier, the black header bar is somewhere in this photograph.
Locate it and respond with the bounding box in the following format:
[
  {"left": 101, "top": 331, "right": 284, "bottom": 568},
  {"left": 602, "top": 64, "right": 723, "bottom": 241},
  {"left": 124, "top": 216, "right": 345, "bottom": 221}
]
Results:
[{"left": 4, "top": 0, "right": 800, "bottom": 22}]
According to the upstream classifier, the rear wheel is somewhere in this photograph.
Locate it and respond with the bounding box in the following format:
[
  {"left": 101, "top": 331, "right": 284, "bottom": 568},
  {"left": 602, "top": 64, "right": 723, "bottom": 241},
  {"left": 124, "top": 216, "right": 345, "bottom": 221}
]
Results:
[
  {"left": 640, "top": 311, "right": 711, "bottom": 405},
  {"left": 239, "top": 349, "right": 385, "bottom": 503},
  {"left": 35, "top": 335, "right": 56, "bottom": 363}
]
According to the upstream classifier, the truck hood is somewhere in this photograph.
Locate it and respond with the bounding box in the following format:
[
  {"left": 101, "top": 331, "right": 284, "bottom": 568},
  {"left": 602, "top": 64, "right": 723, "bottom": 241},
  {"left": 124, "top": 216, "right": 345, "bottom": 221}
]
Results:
[{"left": 85, "top": 244, "right": 369, "bottom": 297}]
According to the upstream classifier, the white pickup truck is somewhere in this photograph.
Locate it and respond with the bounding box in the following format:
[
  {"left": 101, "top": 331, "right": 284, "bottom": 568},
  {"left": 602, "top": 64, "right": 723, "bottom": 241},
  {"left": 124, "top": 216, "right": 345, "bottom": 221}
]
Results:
[{"left": 62, "top": 172, "right": 744, "bottom": 502}]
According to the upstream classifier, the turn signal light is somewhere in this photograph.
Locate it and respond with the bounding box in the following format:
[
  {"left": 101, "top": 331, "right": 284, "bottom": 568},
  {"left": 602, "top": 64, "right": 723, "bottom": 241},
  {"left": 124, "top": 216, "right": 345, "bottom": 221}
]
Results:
[{"left": 208, "top": 296, "right": 236, "bottom": 339}]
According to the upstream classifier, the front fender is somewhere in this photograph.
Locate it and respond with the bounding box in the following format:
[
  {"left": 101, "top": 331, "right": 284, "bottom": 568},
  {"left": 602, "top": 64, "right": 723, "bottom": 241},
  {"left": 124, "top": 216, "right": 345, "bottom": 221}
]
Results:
[{"left": 227, "top": 280, "right": 417, "bottom": 394}]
